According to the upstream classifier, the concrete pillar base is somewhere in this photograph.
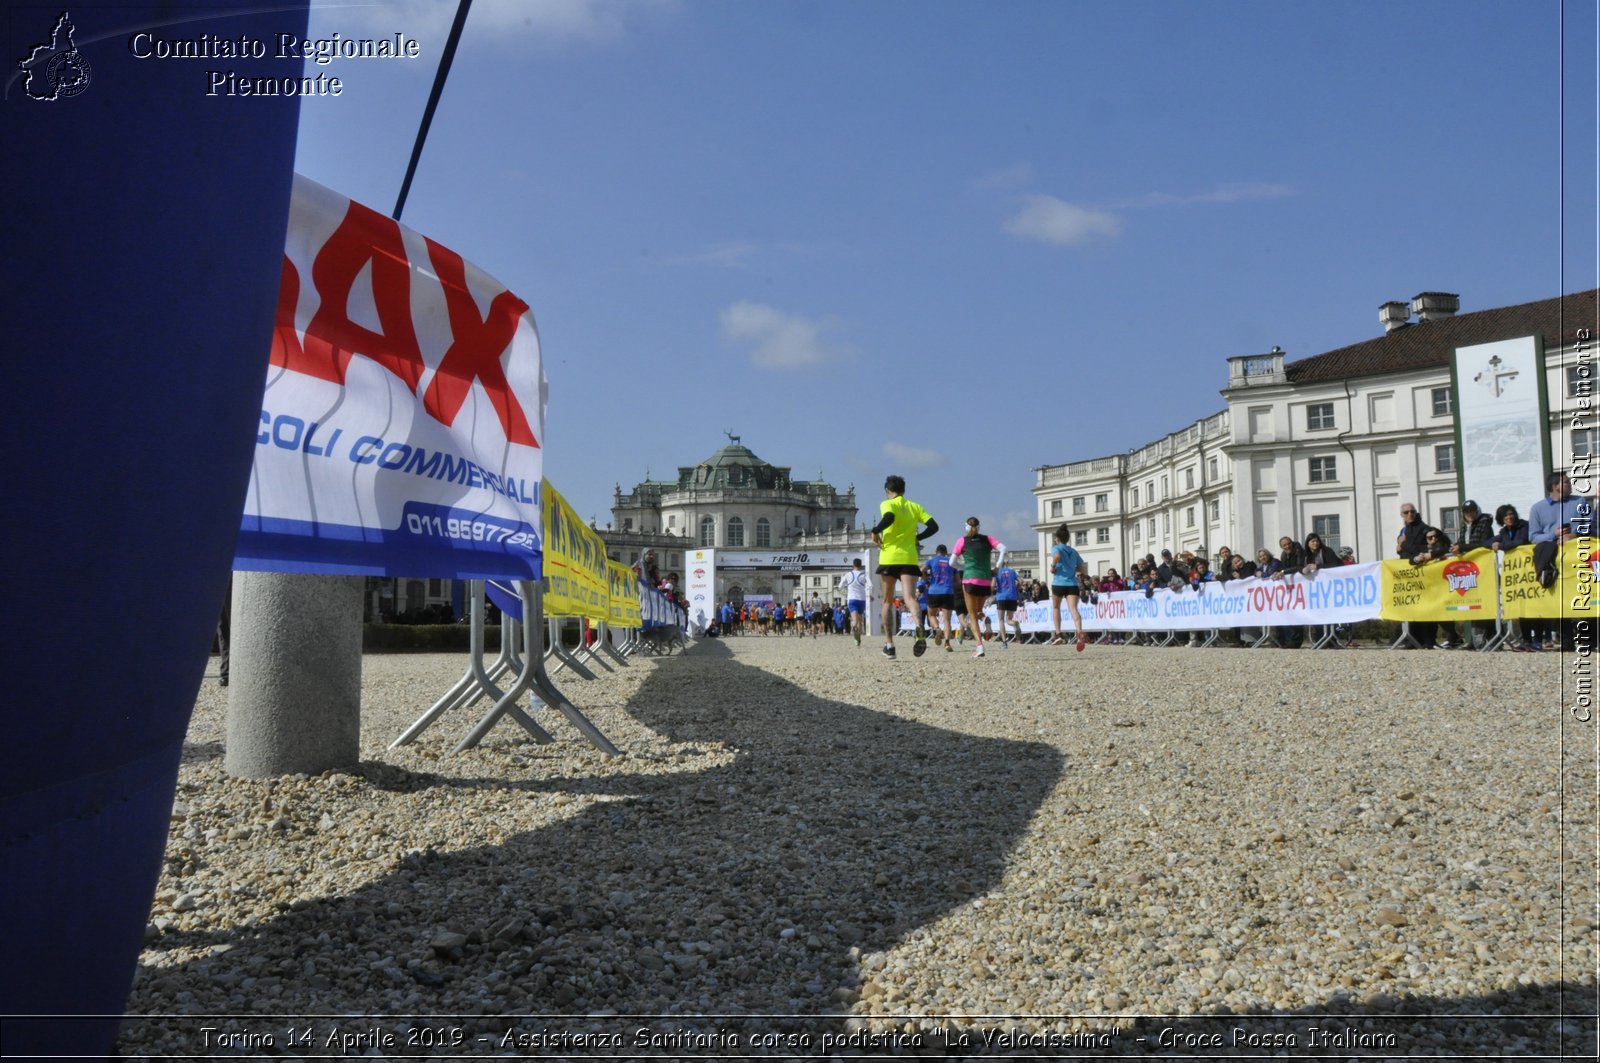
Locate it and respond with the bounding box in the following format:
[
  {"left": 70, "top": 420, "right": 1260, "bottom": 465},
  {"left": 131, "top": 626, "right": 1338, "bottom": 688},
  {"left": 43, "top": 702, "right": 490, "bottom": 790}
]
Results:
[{"left": 226, "top": 572, "right": 363, "bottom": 777}]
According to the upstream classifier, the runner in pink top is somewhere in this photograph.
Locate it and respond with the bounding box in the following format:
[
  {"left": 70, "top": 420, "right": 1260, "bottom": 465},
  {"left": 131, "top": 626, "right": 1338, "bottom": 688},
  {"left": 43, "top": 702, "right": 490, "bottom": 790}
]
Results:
[{"left": 950, "top": 517, "right": 1004, "bottom": 658}]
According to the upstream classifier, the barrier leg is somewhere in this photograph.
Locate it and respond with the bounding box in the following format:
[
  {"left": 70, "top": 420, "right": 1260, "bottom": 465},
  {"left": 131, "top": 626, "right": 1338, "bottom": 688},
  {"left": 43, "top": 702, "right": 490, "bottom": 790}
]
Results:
[
  {"left": 454, "top": 581, "right": 557, "bottom": 751},
  {"left": 1481, "top": 617, "right": 1511, "bottom": 652},
  {"left": 547, "top": 617, "right": 599, "bottom": 680},
  {"left": 524, "top": 585, "right": 619, "bottom": 755},
  {"left": 393, "top": 582, "right": 548, "bottom": 747},
  {"left": 596, "top": 622, "right": 630, "bottom": 665},
  {"left": 573, "top": 624, "right": 617, "bottom": 673},
  {"left": 1390, "top": 622, "right": 1425, "bottom": 650}
]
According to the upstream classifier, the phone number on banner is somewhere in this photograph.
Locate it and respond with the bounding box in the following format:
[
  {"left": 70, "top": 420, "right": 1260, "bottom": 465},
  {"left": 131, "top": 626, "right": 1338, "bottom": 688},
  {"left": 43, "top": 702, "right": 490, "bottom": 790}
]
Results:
[{"left": 402, "top": 503, "right": 538, "bottom": 550}]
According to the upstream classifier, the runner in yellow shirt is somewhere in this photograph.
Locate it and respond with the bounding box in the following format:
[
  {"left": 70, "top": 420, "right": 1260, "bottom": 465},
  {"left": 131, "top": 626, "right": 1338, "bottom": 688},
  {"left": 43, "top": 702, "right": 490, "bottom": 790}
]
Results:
[{"left": 870, "top": 474, "right": 939, "bottom": 658}]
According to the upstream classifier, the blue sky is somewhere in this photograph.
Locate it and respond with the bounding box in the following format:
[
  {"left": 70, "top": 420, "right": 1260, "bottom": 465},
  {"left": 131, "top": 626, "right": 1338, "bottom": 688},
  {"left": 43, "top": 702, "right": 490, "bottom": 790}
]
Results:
[{"left": 293, "top": 0, "right": 1598, "bottom": 547}]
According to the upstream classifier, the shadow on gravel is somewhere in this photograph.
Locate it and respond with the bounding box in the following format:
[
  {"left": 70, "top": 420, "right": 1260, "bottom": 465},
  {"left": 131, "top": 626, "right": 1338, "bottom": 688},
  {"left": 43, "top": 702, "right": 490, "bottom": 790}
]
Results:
[
  {"left": 113, "top": 640, "right": 1597, "bottom": 1058},
  {"left": 119, "top": 638, "right": 1069, "bottom": 1051},
  {"left": 178, "top": 740, "right": 224, "bottom": 765}
]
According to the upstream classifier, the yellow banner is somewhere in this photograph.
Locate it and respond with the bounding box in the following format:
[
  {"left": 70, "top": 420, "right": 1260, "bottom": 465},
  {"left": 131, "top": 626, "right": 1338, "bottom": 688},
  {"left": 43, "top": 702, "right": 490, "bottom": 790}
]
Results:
[
  {"left": 1379, "top": 548, "right": 1498, "bottom": 622},
  {"left": 608, "top": 560, "right": 641, "bottom": 627},
  {"left": 1501, "top": 540, "right": 1599, "bottom": 618},
  {"left": 540, "top": 482, "right": 611, "bottom": 620}
]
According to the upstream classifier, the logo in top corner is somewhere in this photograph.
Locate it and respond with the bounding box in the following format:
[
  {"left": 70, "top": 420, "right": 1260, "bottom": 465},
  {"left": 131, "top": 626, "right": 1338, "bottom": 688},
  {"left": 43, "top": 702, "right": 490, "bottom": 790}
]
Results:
[{"left": 18, "top": 12, "right": 92, "bottom": 100}]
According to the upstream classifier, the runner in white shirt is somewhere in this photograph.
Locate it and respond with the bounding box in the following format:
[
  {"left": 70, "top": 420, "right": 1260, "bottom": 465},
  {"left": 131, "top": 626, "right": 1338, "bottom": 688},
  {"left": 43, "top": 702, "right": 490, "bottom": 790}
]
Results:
[{"left": 840, "top": 558, "right": 871, "bottom": 646}]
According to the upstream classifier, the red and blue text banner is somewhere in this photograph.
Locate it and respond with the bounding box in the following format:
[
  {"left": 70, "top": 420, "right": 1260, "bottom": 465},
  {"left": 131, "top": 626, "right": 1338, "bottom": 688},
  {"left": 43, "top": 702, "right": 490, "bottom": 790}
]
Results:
[{"left": 236, "top": 175, "right": 545, "bottom": 578}]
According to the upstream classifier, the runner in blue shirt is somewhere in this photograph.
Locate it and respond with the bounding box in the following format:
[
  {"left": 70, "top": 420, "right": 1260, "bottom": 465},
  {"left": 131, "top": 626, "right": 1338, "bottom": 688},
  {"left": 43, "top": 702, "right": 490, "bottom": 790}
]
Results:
[
  {"left": 992, "top": 561, "right": 1022, "bottom": 647},
  {"left": 1047, "top": 522, "right": 1090, "bottom": 651},
  {"left": 923, "top": 544, "right": 957, "bottom": 652}
]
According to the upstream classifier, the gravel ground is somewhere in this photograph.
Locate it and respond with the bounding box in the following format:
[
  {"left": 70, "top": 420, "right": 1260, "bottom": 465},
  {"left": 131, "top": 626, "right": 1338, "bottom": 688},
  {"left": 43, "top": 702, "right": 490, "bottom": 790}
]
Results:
[{"left": 119, "top": 635, "right": 1596, "bottom": 1059}]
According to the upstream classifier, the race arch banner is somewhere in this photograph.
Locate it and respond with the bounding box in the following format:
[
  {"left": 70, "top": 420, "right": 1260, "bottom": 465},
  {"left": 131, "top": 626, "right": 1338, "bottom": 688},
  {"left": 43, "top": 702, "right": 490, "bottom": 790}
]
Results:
[{"left": 236, "top": 174, "right": 546, "bottom": 579}]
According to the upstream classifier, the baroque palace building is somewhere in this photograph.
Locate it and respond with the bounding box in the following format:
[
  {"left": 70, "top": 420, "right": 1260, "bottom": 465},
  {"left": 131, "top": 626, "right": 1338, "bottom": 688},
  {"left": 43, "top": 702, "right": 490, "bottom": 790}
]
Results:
[
  {"left": 603, "top": 436, "right": 866, "bottom": 602},
  {"left": 1033, "top": 288, "right": 1599, "bottom": 575}
]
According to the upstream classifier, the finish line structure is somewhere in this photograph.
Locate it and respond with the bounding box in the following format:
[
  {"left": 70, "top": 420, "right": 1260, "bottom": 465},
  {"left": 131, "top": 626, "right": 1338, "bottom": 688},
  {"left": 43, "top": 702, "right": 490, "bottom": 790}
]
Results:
[{"left": 682, "top": 548, "right": 876, "bottom": 634}]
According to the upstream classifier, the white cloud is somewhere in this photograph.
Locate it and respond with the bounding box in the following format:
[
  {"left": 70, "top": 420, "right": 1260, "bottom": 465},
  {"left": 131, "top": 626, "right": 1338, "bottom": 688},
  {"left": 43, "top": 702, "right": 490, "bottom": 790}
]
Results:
[
  {"left": 995, "top": 510, "right": 1036, "bottom": 541},
  {"left": 1003, "top": 195, "right": 1121, "bottom": 246},
  {"left": 881, "top": 442, "right": 945, "bottom": 470},
  {"left": 720, "top": 302, "right": 834, "bottom": 369}
]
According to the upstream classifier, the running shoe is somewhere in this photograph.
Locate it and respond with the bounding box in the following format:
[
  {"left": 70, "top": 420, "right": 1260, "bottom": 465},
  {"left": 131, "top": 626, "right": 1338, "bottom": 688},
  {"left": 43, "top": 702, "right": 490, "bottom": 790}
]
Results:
[
  {"left": 854, "top": 633, "right": 861, "bottom": 646},
  {"left": 882, "top": 644, "right": 896, "bottom": 658},
  {"left": 945, "top": 642, "right": 953, "bottom": 653},
  {"left": 1076, "top": 635, "right": 1087, "bottom": 652},
  {"left": 973, "top": 645, "right": 985, "bottom": 658},
  {"left": 1049, "top": 636, "right": 1066, "bottom": 646},
  {"left": 913, "top": 627, "right": 928, "bottom": 657}
]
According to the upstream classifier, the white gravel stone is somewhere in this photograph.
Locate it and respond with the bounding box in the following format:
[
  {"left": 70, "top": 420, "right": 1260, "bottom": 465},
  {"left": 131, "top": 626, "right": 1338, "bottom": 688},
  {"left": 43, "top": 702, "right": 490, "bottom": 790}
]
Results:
[{"left": 117, "top": 638, "right": 1596, "bottom": 1058}]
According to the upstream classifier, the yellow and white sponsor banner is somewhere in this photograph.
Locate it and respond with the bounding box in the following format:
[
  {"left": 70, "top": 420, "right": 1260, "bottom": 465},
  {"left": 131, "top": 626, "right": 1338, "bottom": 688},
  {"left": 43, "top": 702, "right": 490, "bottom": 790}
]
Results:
[
  {"left": 1500, "top": 540, "right": 1599, "bottom": 619},
  {"left": 540, "top": 483, "right": 610, "bottom": 620},
  {"left": 608, "top": 561, "right": 642, "bottom": 628},
  {"left": 1379, "top": 548, "right": 1498, "bottom": 623}
]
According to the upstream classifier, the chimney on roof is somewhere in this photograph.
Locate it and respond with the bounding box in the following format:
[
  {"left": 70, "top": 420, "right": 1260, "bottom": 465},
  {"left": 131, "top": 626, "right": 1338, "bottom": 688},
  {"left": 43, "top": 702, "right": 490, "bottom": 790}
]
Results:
[
  {"left": 1379, "top": 300, "right": 1411, "bottom": 333},
  {"left": 1411, "top": 291, "right": 1460, "bottom": 322}
]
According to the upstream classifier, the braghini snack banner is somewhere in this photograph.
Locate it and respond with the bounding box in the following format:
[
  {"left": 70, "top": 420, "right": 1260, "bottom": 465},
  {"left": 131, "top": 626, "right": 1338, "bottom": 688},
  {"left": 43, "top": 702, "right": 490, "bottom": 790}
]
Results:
[
  {"left": 1501, "top": 540, "right": 1599, "bottom": 619},
  {"left": 542, "top": 482, "right": 610, "bottom": 621},
  {"left": 237, "top": 174, "right": 546, "bottom": 579},
  {"left": 1380, "top": 549, "right": 1499, "bottom": 622}
]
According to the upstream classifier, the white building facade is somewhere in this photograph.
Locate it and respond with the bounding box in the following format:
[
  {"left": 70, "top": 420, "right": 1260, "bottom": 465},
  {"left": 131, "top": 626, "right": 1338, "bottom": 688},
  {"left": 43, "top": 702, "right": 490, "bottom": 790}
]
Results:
[{"left": 1034, "top": 289, "right": 1599, "bottom": 572}]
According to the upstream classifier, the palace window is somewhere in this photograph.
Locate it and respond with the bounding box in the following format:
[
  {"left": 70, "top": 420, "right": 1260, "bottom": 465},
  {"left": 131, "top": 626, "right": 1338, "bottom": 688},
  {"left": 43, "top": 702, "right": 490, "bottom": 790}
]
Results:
[{"left": 1311, "top": 515, "right": 1341, "bottom": 551}]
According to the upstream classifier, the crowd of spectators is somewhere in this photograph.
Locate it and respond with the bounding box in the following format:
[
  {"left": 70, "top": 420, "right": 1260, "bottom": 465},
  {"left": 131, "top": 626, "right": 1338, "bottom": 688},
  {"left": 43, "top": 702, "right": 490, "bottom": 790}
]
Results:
[
  {"left": 667, "top": 474, "right": 1588, "bottom": 650},
  {"left": 1067, "top": 477, "right": 1586, "bottom": 651}
]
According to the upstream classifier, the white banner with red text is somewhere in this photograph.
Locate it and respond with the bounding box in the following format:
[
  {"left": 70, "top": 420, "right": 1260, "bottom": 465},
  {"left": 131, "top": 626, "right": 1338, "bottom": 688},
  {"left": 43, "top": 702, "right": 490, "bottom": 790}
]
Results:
[{"left": 236, "top": 174, "right": 546, "bottom": 579}]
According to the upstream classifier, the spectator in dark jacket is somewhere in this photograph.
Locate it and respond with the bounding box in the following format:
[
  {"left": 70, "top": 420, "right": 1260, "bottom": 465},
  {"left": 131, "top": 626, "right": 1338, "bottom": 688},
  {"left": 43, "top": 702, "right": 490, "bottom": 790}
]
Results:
[
  {"left": 1396, "top": 502, "right": 1439, "bottom": 649},
  {"left": 1412, "top": 527, "right": 1452, "bottom": 565},
  {"left": 1409, "top": 526, "right": 1458, "bottom": 648},
  {"left": 1272, "top": 536, "right": 1307, "bottom": 646},
  {"left": 1277, "top": 535, "right": 1307, "bottom": 575},
  {"left": 1449, "top": 500, "right": 1495, "bottom": 555},
  {"left": 1301, "top": 532, "right": 1341, "bottom": 575},
  {"left": 1446, "top": 501, "right": 1495, "bottom": 648},
  {"left": 1491, "top": 504, "right": 1542, "bottom": 650}
]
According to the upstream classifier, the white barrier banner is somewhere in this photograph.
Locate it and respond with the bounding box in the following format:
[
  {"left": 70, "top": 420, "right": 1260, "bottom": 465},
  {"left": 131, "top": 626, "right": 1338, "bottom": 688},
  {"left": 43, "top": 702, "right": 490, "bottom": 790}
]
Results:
[
  {"left": 238, "top": 174, "right": 546, "bottom": 579},
  {"left": 904, "top": 564, "right": 1384, "bottom": 633}
]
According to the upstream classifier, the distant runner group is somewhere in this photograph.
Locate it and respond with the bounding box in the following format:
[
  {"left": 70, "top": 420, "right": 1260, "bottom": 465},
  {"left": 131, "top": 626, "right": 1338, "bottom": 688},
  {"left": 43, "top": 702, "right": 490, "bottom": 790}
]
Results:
[{"left": 868, "top": 474, "right": 1089, "bottom": 660}]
